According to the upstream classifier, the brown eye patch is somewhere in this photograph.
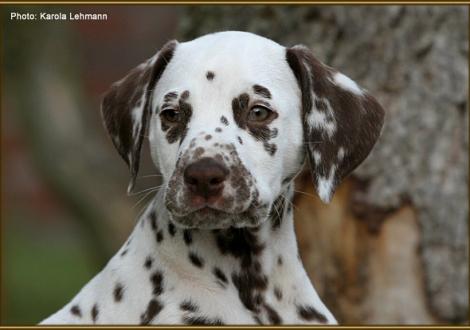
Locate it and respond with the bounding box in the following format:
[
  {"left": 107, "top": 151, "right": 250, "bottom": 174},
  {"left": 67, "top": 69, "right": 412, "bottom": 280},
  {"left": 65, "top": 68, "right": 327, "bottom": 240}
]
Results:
[
  {"left": 160, "top": 90, "right": 192, "bottom": 144},
  {"left": 232, "top": 93, "right": 279, "bottom": 156},
  {"left": 253, "top": 84, "right": 271, "bottom": 99}
]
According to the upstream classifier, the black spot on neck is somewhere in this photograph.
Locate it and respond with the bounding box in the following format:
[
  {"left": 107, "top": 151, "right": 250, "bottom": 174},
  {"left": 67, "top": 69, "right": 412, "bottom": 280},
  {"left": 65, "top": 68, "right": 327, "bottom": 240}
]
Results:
[
  {"left": 114, "top": 283, "right": 124, "bottom": 302},
  {"left": 188, "top": 252, "right": 204, "bottom": 268},
  {"left": 180, "top": 299, "right": 199, "bottom": 312},
  {"left": 297, "top": 304, "right": 328, "bottom": 323},
  {"left": 213, "top": 267, "right": 228, "bottom": 286},
  {"left": 144, "top": 256, "right": 153, "bottom": 269},
  {"left": 168, "top": 222, "right": 176, "bottom": 236},
  {"left": 264, "top": 303, "right": 282, "bottom": 324},
  {"left": 215, "top": 228, "right": 264, "bottom": 267},
  {"left": 183, "top": 230, "right": 193, "bottom": 245},
  {"left": 91, "top": 304, "right": 99, "bottom": 323},
  {"left": 140, "top": 299, "right": 164, "bottom": 325},
  {"left": 70, "top": 305, "right": 82, "bottom": 317},
  {"left": 150, "top": 271, "right": 164, "bottom": 295},
  {"left": 156, "top": 230, "right": 164, "bottom": 243},
  {"left": 149, "top": 211, "right": 157, "bottom": 231},
  {"left": 183, "top": 315, "right": 224, "bottom": 325}
]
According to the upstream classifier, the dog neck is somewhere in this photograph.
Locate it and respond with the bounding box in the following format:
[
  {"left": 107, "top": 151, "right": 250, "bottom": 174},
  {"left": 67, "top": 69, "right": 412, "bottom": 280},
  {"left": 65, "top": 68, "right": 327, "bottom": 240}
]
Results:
[{"left": 128, "top": 183, "right": 299, "bottom": 276}]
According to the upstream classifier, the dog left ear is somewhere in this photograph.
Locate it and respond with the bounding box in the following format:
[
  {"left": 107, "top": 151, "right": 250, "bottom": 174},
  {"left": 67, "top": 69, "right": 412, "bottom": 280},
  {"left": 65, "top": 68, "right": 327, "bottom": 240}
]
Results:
[
  {"left": 101, "top": 40, "right": 177, "bottom": 194},
  {"left": 286, "top": 45, "right": 385, "bottom": 203}
]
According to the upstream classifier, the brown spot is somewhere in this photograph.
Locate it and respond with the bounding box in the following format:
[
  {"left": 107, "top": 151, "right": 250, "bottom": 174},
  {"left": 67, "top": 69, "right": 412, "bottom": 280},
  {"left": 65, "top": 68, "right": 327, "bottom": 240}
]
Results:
[
  {"left": 264, "top": 142, "right": 277, "bottom": 156},
  {"left": 168, "top": 222, "right": 176, "bottom": 236},
  {"left": 277, "top": 255, "right": 283, "bottom": 266},
  {"left": 206, "top": 71, "right": 215, "bottom": 80},
  {"left": 183, "top": 316, "right": 224, "bottom": 325},
  {"left": 150, "top": 271, "right": 164, "bottom": 295},
  {"left": 180, "top": 299, "right": 198, "bottom": 312},
  {"left": 70, "top": 305, "right": 82, "bottom": 317},
  {"left": 183, "top": 230, "right": 193, "bottom": 245},
  {"left": 140, "top": 299, "right": 164, "bottom": 325},
  {"left": 120, "top": 249, "right": 128, "bottom": 257},
  {"left": 149, "top": 211, "right": 157, "bottom": 231},
  {"left": 274, "top": 287, "right": 283, "bottom": 301},
  {"left": 91, "top": 304, "right": 99, "bottom": 323},
  {"left": 181, "top": 90, "right": 190, "bottom": 100},
  {"left": 264, "top": 303, "right": 282, "bottom": 324},
  {"left": 215, "top": 127, "right": 222, "bottom": 133},
  {"left": 220, "top": 116, "right": 229, "bottom": 126},
  {"left": 297, "top": 304, "right": 328, "bottom": 323},
  {"left": 205, "top": 134, "right": 212, "bottom": 140},
  {"left": 253, "top": 84, "right": 272, "bottom": 99},
  {"left": 188, "top": 252, "right": 204, "bottom": 268},
  {"left": 238, "top": 136, "right": 243, "bottom": 144},
  {"left": 144, "top": 256, "right": 153, "bottom": 269},
  {"left": 194, "top": 147, "right": 205, "bottom": 158},
  {"left": 213, "top": 267, "right": 228, "bottom": 286},
  {"left": 156, "top": 230, "right": 164, "bottom": 243},
  {"left": 164, "top": 91, "right": 178, "bottom": 102},
  {"left": 114, "top": 283, "right": 124, "bottom": 302}
]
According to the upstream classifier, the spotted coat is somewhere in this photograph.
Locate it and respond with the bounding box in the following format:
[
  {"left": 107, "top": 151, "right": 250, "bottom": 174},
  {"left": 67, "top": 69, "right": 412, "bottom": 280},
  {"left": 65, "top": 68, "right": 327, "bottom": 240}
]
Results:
[{"left": 40, "top": 31, "right": 384, "bottom": 325}]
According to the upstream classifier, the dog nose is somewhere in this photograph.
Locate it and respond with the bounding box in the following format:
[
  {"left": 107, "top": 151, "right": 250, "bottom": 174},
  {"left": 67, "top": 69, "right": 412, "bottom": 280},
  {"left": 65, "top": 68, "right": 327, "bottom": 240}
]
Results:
[{"left": 184, "top": 157, "right": 229, "bottom": 199}]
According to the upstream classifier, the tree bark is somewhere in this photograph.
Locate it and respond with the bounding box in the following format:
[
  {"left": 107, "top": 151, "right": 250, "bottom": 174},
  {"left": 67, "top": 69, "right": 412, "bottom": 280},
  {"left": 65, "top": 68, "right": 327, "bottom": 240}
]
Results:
[{"left": 178, "top": 5, "right": 468, "bottom": 324}]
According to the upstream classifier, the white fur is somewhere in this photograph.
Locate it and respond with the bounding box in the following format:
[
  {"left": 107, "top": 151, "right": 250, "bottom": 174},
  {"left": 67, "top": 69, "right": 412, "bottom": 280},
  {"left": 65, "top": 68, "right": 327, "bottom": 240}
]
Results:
[{"left": 332, "top": 72, "right": 363, "bottom": 95}]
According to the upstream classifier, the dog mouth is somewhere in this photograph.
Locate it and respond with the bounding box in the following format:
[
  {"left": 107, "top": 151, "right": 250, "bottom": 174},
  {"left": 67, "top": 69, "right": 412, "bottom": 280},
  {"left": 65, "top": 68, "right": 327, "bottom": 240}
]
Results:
[{"left": 166, "top": 199, "right": 270, "bottom": 230}]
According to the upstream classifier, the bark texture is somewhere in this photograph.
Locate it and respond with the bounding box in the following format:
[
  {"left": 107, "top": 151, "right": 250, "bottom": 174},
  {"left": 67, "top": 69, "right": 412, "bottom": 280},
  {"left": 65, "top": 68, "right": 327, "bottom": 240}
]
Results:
[{"left": 179, "top": 5, "right": 468, "bottom": 324}]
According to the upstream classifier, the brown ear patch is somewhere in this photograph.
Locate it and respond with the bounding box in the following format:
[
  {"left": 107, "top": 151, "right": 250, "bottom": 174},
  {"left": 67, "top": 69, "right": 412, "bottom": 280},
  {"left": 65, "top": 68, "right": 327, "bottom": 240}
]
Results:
[
  {"left": 286, "top": 45, "right": 384, "bottom": 202},
  {"left": 101, "top": 40, "right": 177, "bottom": 192}
]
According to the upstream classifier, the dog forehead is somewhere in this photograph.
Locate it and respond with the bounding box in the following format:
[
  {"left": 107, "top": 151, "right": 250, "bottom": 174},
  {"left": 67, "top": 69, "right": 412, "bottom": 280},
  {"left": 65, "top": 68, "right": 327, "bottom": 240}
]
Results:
[
  {"left": 161, "top": 32, "right": 291, "bottom": 88},
  {"left": 154, "top": 32, "right": 300, "bottom": 115}
]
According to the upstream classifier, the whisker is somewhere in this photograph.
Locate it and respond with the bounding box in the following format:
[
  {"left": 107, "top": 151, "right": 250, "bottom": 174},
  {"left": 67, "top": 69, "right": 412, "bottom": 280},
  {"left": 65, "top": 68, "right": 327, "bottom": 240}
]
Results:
[
  {"left": 132, "top": 189, "right": 158, "bottom": 210},
  {"left": 137, "top": 174, "right": 163, "bottom": 179},
  {"left": 129, "top": 185, "right": 164, "bottom": 196},
  {"left": 293, "top": 189, "right": 317, "bottom": 199}
]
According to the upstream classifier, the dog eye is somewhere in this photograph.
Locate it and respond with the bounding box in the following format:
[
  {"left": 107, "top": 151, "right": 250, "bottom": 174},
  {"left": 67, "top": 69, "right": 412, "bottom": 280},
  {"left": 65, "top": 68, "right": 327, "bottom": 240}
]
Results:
[
  {"left": 248, "top": 106, "right": 273, "bottom": 122},
  {"left": 160, "top": 109, "right": 181, "bottom": 123}
]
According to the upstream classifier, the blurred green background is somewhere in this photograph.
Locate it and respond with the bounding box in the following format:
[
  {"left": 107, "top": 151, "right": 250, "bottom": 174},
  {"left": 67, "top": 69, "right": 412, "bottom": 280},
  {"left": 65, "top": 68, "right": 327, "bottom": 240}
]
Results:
[{"left": 1, "top": 4, "right": 468, "bottom": 325}]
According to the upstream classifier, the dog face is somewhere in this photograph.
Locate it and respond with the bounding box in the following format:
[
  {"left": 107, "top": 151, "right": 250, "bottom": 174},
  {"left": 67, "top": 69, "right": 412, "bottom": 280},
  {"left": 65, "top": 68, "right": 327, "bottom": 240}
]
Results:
[{"left": 102, "top": 31, "right": 384, "bottom": 229}]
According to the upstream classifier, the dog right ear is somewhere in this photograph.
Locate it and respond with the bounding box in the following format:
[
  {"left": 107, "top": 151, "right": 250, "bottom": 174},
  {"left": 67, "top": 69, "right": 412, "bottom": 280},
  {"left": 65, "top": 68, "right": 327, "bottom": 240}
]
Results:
[{"left": 101, "top": 40, "right": 177, "bottom": 194}]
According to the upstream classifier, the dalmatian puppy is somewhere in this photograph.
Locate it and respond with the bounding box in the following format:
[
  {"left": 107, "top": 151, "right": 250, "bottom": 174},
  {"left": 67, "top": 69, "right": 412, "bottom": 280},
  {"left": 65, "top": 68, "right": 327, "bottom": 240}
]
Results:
[{"left": 40, "top": 31, "right": 384, "bottom": 325}]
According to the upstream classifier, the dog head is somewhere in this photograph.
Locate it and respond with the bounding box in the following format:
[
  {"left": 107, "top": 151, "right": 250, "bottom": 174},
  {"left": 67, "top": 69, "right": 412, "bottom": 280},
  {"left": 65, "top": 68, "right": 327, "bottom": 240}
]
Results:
[{"left": 102, "top": 31, "right": 384, "bottom": 229}]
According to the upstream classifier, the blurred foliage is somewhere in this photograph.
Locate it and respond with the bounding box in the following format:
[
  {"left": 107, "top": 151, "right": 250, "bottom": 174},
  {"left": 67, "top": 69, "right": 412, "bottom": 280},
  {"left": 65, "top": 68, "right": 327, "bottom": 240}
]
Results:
[{"left": 2, "top": 213, "right": 95, "bottom": 324}]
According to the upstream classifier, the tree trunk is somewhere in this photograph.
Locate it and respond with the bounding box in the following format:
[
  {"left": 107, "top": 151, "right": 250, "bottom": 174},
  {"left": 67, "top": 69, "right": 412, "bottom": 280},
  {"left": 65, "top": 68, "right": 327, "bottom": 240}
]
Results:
[{"left": 178, "top": 5, "right": 468, "bottom": 324}]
